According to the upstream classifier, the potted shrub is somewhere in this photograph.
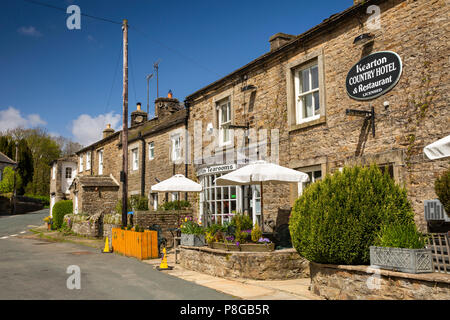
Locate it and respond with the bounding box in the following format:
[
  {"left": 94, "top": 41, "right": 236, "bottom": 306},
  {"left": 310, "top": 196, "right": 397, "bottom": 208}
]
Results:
[
  {"left": 180, "top": 217, "right": 205, "bottom": 246},
  {"left": 370, "top": 223, "right": 433, "bottom": 274}
]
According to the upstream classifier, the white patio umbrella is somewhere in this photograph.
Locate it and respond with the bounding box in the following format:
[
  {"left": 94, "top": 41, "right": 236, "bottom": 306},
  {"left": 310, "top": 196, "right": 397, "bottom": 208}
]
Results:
[
  {"left": 151, "top": 174, "right": 202, "bottom": 224},
  {"left": 215, "top": 160, "right": 309, "bottom": 232},
  {"left": 424, "top": 135, "right": 450, "bottom": 160},
  {"left": 151, "top": 174, "right": 202, "bottom": 193}
]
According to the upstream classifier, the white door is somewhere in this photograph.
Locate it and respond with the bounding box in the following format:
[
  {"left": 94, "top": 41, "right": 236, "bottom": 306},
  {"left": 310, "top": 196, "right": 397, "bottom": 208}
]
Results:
[
  {"left": 74, "top": 192, "right": 78, "bottom": 214},
  {"left": 50, "top": 195, "right": 55, "bottom": 217},
  {"left": 251, "top": 185, "right": 261, "bottom": 226}
]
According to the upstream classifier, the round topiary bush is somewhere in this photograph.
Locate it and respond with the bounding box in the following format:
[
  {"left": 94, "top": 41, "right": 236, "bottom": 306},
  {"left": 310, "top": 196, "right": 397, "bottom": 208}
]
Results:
[
  {"left": 52, "top": 200, "right": 73, "bottom": 230},
  {"left": 289, "top": 164, "right": 415, "bottom": 265}
]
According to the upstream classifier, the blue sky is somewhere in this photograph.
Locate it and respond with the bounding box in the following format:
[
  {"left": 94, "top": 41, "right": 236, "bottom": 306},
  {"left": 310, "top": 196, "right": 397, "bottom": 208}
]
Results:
[{"left": 0, "top": 0, "right": 352, "bottom": 146}]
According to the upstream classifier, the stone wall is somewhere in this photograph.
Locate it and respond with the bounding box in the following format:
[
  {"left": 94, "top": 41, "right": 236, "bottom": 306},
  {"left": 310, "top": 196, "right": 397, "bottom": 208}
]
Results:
[
  {"left": 133, "top": 210, "right": 193, "bottom": 248},
  {"left": 309, "top": 262, "right": 450, "bottom": 300},
  {"left": 179, "top": 246, "right": 310, "bottom": 280},
  {"left": 64, "top": 212, "right": 102, "bottom": 238}
]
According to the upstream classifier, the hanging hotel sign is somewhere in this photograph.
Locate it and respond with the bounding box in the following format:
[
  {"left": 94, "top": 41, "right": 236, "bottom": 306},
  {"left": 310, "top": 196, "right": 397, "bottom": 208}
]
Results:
[
  {"left": 346, "top": 51, "right": 402, "bottom": 100},
  {"left": 197, "top": 164, "right": 237, "bottom": 176}
]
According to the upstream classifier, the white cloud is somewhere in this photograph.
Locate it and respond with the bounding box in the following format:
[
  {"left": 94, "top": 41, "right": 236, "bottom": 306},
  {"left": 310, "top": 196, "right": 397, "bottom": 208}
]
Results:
[
  {"left": 0, "top": 106, "right": 47, "bottom": 131},
  {"left": 17, "top": 26, "right": 43, "bottom": 37},
  {"left": 70, "top": 112, "right": 121, "bottom": 146}
]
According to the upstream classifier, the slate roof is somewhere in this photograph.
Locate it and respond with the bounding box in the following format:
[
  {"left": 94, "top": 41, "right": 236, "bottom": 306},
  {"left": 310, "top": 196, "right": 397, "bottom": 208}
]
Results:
[
  {"left": 70, "top": 175, "right": 120, "bottom": 189},
  {"left": 0, "top": 151, "right": 16, "bottom": 165}
]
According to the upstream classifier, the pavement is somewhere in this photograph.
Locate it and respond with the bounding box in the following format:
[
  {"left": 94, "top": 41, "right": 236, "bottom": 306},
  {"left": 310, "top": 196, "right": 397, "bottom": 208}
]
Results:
[{"left": 29, "top": 224, "right": 323, "bottom": 300}]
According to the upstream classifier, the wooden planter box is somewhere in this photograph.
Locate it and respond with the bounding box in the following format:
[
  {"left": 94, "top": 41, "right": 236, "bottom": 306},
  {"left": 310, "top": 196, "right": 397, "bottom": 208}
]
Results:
[
  {"left": 181, "top": 233, "right": 205, "bottom": 247},
  {"left": 240, "top": 243, "right": 275, "bottom": 252},
  {"left": 209, "top": 242, "right": 274, "bottom": 252},
  {"left": 370, "top": 246, "right": 433, "bottom": 274},
  {"left": 111, "top": 228, "right": 159, "bottom": 260}
]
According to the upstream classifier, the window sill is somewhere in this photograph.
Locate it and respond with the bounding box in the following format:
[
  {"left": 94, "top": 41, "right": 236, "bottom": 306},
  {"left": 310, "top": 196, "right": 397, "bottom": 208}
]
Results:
[{"left": 289, "top": 116, "right": 326, "bottom": 132}]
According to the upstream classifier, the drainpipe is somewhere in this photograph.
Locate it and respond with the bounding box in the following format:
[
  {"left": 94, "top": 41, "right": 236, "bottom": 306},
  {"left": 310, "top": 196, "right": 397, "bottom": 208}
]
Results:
[
  {"left": 184, "top": 99, "right": 191, "bottom": 201},
  {"left": 138, "top": 131, "right": 146, "bottom": 197}
]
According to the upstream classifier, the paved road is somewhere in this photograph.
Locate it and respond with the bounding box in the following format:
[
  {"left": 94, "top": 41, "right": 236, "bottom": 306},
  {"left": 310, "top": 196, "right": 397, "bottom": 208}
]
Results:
[
  {"left": 0, "top": 210, "right": 236, "bottom": 300},
  {"left": 0, "top": 208, "right": 48, "bottom": 238}
]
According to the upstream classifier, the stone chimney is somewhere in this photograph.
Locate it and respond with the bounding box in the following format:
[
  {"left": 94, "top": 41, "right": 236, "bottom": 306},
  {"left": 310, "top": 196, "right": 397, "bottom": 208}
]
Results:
[
  {"left": 130, "top": 102, "right": 148, "bottom": 127},
  {"left": 154, "top": 91, "right": 183, "bottom": 119},
  {"left": 102, "top": 124, "right": 115, "bottom": 139},
  {"left": 269, "top": 33, "right": 296, "bottom": 51}
]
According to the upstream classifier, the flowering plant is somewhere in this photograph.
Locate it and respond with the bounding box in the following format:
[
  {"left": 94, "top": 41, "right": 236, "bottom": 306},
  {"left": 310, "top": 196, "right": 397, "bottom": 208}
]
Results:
[{"left": 258, "top": 237, "right": 271, "bottom": 243}]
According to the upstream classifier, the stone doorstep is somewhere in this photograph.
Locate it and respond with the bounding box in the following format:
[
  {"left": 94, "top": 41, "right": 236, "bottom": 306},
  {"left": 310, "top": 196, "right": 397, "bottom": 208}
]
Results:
[{"left": 144, "top": 251, "right": 323, "bottom": 300}]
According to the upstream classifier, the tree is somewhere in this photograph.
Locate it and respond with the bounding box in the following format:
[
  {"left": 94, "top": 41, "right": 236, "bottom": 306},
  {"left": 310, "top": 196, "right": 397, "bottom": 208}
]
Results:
[
  {"left": 0, "top": 167, "right": 22, "bottom": 194},
  {"left": 0, "top": 135, "right": 33, "bottom": 195}
]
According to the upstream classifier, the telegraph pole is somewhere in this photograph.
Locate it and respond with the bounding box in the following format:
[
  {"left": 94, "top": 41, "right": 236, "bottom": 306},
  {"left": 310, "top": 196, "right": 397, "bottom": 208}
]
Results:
[{"left": 121, "top": 19, "right": 129, "bottom": 228}]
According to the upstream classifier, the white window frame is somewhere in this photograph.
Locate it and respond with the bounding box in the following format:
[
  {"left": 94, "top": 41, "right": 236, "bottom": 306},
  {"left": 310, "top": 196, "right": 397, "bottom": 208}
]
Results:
[
  {"left": 217, "top": 99, "right": 232, "bottom": 146},
  {"left": 85, "top": 151, "right": 91, "bottom": 171},
  {"left": 151, "top": 193, "right": 158, "bottom": 210},
  {"left": 98, "top": 149, "right": 104, "bottom": 175},
  {"left": 132, "top": 148, "right": 139, "bottom": 171},
  {"left": 171, "top": 135, "right": 181, "bottom": 161},
  {"left": 297, "top": 165, "right": 322, "bottom": 196},
  {"left": 148, "top": 142, "right": 154, "bottom": 160},
  {"left": 294, "top": 61, "right": 320, "bottom": 124},
  {"left": 79, "top": 155, "right": 83, "bottom": 172}
]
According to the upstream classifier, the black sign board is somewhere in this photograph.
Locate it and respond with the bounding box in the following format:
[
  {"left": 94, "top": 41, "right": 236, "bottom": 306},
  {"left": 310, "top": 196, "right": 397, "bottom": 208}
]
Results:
[{"left": 346, "top": 51, "right": 402, "bottom": 100}]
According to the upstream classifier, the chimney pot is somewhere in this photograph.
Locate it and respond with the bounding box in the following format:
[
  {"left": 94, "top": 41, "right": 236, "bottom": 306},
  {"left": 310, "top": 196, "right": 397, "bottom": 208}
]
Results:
[
  {"left": 168, "top": 90, "right": 173, "bottom": 99},
  {"left": 269, "top": 33, "right": 296, "bottom": 51},
  {"left": 137, "top": 102, "right": 141, "bottom": 111}
]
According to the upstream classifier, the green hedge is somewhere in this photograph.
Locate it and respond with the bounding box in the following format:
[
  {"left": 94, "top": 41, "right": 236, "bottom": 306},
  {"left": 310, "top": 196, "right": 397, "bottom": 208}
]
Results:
[
  {"left": 24, "top": 194, "right": 50, "bottom": 206},
  {"left": 289, "top": 164, "right": 415, "bottom": 265},
  {"left": 160, "top": 200, "right": 191, "bottom": 211},
  {"left": 52, "top": 200, "right": 73, "bottom": 230}
]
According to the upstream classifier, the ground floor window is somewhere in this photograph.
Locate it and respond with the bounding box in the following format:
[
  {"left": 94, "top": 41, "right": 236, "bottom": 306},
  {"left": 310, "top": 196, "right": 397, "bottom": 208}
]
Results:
[
  {"left": 201, "top": 173, "right": 238, "bottom": 224},
  {"left": 150, "top": 193, "right": 158, "bottom": 210},
  {"left": 297, "top": 165, "right": 322, "bottom": 196},
  {"left": 199, "top": 171, "right": 262, "bottom": 226}
]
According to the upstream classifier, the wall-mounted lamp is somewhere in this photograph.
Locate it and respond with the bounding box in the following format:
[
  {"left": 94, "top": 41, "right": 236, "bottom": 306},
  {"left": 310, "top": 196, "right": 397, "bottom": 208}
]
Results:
[{"left": 353, "top": 33, "right": 374, "bottom": 45}]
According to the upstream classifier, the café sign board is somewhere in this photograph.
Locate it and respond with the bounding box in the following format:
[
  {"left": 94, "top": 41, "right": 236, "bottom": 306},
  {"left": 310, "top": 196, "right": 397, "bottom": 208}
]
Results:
[
  {"left": 197, "top": 164, "right": 237, "bottom": 176},
  {"left": 346, "top": 51, "right": 402, "bottom": 100}
]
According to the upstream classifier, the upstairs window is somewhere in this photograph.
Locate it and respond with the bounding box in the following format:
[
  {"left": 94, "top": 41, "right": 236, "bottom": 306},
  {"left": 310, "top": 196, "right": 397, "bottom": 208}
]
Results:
[
  {"left": 217, "top": 99, "right": 231, "bottom": 145},
  {"left": 79, "top": 156, "right": 83, "bottom": 172},
  {"left": 86, "top": 151, "right": 91, "bottom": 171},
  {"left": 171, "top": 135, "right": 181, "bottom": 161},
  {"left": 295, "top": 62, "right": 320, "bottom": 124},
  {"left": 52, "top": 165, "right": 56, "bottom": 180},
  {"left": 149, "top": 142, "right": 154, "bottom": 160},
  {"left": 132, "top": 148, "right": 139, "bottom": 171},
  {"left": 98, "top": 149, "right": 104, "bottom": 175}
]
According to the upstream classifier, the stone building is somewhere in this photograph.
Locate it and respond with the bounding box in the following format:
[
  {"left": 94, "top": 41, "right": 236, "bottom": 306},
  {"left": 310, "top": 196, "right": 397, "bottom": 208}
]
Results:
[
  {"left": 72, "top": 95, "right": 189, "bottom": 215},
  {"left": 49, "top": 155, "right": 77, "bottom": 216},
  {"left": 185, "top": 0, "right": 449, "bottom": 232}
]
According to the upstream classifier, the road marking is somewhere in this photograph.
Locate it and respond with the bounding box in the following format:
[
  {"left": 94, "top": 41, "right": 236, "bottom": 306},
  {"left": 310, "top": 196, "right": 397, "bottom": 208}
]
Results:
[
  {"left": 1, "top": 236, "right": 8, "bottom": 239},
  {"left": 10, "top": 234, "right": 18, "bottom": 237},
  {"left": 20, "top": 231, "right": 26, "bottom": 234}
]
